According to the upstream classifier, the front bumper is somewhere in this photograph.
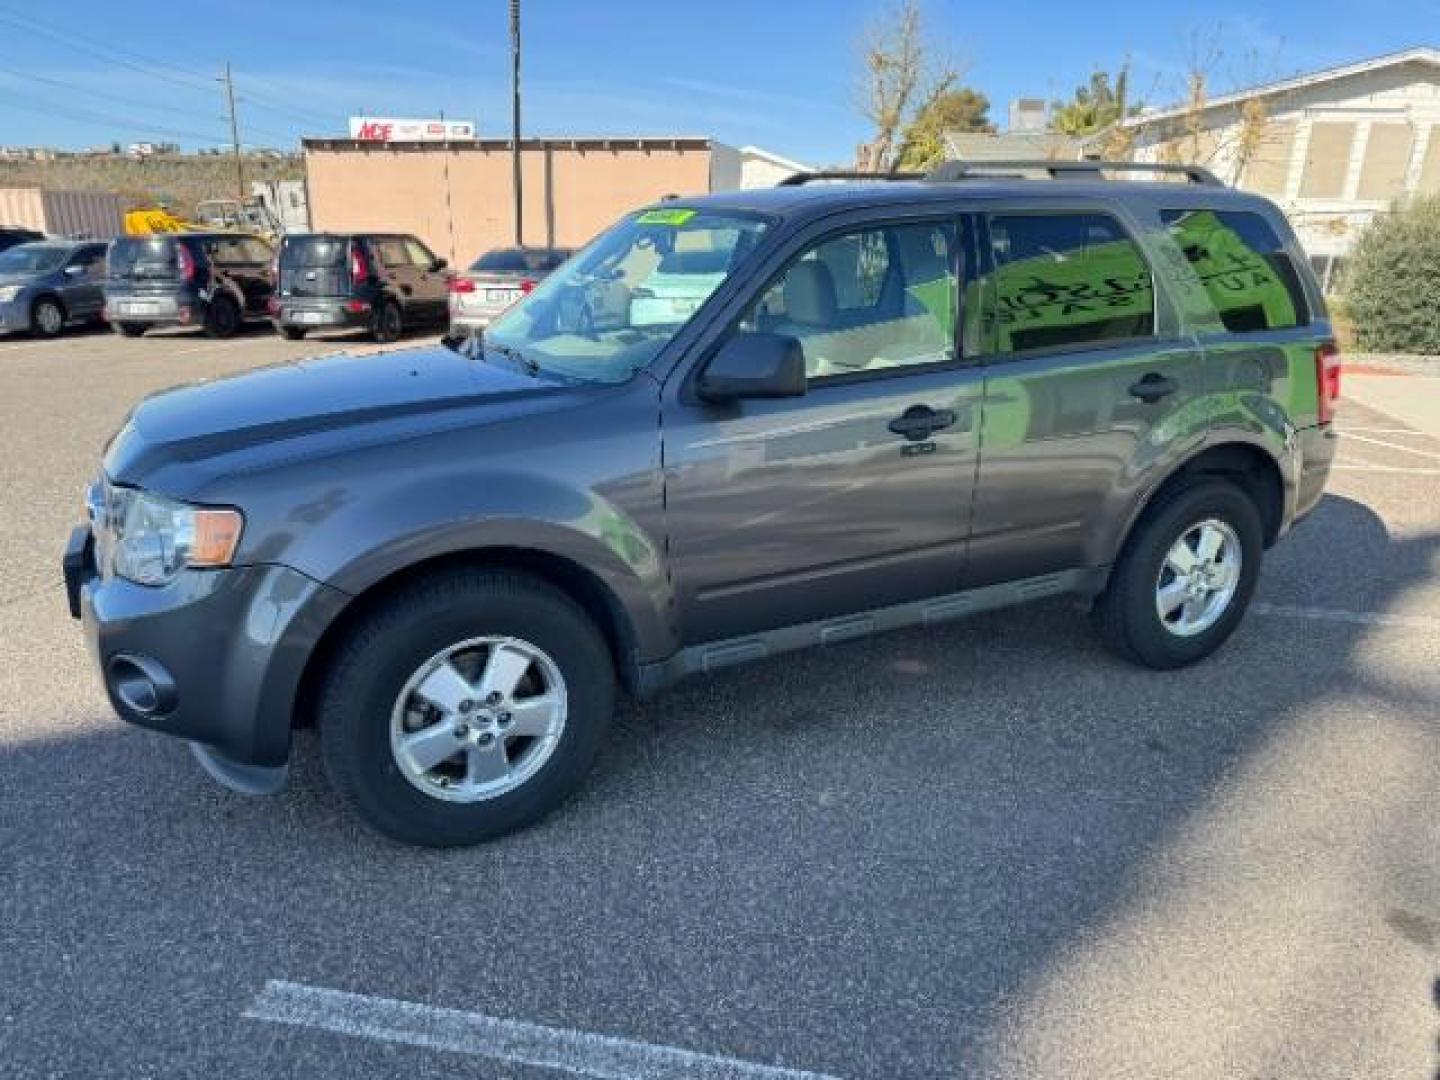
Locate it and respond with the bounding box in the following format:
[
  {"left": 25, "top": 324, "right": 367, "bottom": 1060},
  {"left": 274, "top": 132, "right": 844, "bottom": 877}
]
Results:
[
  {"left": 65, "top": 524, "right": 349, "bottom": 773},
  {"left": 0, "top": 297, "right": 32, "bottom": 331}
]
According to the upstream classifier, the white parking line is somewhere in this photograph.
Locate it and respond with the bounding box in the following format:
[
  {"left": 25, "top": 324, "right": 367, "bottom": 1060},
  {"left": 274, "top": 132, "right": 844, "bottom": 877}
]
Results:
[
  {"left": 1253, "top": 602, "right": 1440, "bottom": 631},
  {"left": 244, "top": 980, "right": 844, "bottom": 1080},
  {"left": 1331, "top": 462, "right": 1440, "bottom": 476},
  {"left": 1339, "top": 426, "right": 1438, "bottom": 438},
  {"left": 1340, "top": 432, "right": 1440, "bottom": 462}
]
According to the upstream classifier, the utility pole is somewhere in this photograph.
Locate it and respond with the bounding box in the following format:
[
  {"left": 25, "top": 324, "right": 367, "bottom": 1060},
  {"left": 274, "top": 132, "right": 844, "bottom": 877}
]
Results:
[
  {"left": 510, "top": 0, "right": 523, "bottom": 246},
  {"left": 220, "top": 63, "right": 244, "bottom": 200}
]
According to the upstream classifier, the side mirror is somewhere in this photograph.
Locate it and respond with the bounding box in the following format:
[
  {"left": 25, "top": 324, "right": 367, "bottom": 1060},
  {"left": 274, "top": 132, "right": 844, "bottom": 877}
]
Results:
[
  {"left": 697, "top": 332, "right": 807, "bottom": 402},
  {"left": 431, "top": 257, "right": 448, "bottom": 272}
]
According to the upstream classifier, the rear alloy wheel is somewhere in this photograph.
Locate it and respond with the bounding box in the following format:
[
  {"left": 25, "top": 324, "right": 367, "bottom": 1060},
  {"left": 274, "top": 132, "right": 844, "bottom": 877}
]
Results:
[
  {"left": 372, "top": 300, "right": 403, "bottom": 343},
  {"left": 320, "top": 570, "right": 614, "bottom": 846},
  {"left": 1091, "top": 480, "right": 1263, "bottom": 669},
  {"left": 31, "top": 298, "right": 64, "bottom": 338},
  {"left": 204, "top": 294, "right": 241, "bottom": 338}
]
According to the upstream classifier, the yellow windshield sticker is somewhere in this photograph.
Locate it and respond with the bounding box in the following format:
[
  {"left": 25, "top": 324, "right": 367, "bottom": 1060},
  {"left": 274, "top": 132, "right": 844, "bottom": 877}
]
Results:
[{"left": 636, "top": 208, "right": 696, "bottom": 226}]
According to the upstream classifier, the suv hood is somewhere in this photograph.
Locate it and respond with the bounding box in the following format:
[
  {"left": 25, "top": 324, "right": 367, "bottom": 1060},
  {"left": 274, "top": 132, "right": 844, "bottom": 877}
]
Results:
[{"left": 105, "top": 344, "right": 604, "bottom": 493}]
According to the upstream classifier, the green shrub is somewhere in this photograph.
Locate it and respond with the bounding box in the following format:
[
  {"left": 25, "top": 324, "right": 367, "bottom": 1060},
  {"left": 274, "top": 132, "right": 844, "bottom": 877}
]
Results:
[{"left": 1344, "top": 194, "right": 1440, "bottom": 354}]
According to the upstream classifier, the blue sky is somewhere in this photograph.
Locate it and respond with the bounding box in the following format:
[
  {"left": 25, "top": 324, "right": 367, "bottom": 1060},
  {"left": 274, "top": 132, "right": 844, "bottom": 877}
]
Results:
[{"left": 0, "top": 0, "right": 1435, "bottom": 165}]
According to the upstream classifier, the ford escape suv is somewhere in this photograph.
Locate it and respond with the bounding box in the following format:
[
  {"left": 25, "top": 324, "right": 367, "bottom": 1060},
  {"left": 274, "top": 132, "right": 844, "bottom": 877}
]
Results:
[
  {"left": 105, "top": 232, "right": 275, "bottom": 338},
  {"left": 64, "top": 161, "right": 1338, "bottom": 846}
]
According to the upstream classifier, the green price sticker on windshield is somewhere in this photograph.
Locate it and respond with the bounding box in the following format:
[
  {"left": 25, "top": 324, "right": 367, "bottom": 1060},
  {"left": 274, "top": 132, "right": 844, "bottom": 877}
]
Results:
[{"left": 636, "top": 208, "right": 696, "bottom": 226}]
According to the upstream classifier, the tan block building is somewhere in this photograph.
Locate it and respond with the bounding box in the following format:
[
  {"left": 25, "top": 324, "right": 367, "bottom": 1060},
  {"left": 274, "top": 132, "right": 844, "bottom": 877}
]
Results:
[{"left": 302, "top": 136, "right": 765, "bottom": 267}]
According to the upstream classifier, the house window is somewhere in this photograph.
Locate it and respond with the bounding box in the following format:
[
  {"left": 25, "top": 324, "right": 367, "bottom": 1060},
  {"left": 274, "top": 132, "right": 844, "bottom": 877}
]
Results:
[
  {"left": 1299, "top": 121, "right": 1357, "bottom": 199},
  {"left": 1357, "top": 123, "right": 1416, "bottom": 200},
  {"left": 1240, "top": 121, "right": 1296, "bottom": 197}
]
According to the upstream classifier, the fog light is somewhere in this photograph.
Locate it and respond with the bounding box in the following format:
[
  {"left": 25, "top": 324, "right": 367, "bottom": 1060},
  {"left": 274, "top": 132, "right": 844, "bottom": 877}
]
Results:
[{"left": 107, "top": 654, "right": 177, "bottom": 717}]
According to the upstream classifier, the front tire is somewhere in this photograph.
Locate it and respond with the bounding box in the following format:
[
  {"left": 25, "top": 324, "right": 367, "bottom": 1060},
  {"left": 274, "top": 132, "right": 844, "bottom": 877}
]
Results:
[
  {"left": 31, "top": 297, "right": 65, "bottom": 338},
  {"left": 1092, "top": 480, "right": 1263, "bottom": 670},
  {"left": 319, "top": 570, "right": 615, "bottom": 846}
]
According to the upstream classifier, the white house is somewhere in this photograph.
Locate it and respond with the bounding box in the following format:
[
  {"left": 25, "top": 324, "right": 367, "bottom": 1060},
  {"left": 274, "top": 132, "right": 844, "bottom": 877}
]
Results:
[{"left": 1120, "top": 46, "right": 1440, "bottom": 288}]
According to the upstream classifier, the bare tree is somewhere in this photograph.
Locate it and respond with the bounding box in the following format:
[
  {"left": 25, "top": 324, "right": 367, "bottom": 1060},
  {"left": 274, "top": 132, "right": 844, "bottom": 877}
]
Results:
[{"left": 855, "top": 0, "right": 957, "bottom": 171}]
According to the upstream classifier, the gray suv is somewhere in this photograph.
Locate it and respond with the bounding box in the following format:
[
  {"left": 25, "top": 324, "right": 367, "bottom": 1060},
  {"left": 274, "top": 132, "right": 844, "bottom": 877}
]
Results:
[{"left": 64, "top": 162, "right": 1338, "bottom": 846}]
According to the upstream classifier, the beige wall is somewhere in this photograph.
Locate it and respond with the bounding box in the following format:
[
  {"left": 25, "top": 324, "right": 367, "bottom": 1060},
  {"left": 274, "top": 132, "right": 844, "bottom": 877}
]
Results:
[{"left": 305, "top": 143, "right": 714, "bottom": 266}]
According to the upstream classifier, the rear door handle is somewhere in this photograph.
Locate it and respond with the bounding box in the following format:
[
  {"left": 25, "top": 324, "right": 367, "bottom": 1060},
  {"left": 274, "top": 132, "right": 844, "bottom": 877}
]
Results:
[
  {"left": 888, "top": 404, "right": 958, "bottom": 442},
  {"left": 1129, "top": 372, "right": 1179, "bottom": 403}
]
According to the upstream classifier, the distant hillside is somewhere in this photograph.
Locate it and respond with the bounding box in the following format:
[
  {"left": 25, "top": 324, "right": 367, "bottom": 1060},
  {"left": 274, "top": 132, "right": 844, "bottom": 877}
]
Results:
[{"left": 0, "top": 154, "right": 303, "bottom": 217}]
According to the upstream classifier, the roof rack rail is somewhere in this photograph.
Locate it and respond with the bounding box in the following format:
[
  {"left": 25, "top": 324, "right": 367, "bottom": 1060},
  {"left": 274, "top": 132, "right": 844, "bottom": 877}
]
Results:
[
  {"left": 925, "top": 160, "right": 1223, "bottom": 186},
  {"left": 778, "top": 169, "right": 923, "bottom": 186}
]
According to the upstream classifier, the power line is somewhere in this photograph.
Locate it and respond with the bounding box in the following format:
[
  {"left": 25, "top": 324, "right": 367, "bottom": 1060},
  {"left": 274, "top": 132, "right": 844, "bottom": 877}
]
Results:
[
  {"left": 0, "top": 9, "right": 215, "bottom": 92},
  {"left": 0, "top": 64, "right": 295, "bottom": 144},
  {"left": 0, "top": 89, "right": 224, "bottom": 145}
]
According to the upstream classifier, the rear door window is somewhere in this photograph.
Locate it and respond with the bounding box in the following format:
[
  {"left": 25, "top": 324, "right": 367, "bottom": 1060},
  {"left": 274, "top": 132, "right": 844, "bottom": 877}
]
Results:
[
  {"left": 1159, "top": 208, "right": 1309, "bottom": 331},
  {"left": 982, "top": 212, "right": 1156, "bottom": 355},
  {"left": 374, "top": 238, "right": 411, "bottom": 269}
]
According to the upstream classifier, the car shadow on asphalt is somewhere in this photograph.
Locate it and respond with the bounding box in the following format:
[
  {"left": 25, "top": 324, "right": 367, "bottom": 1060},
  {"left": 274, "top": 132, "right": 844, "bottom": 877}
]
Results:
[{"left": 3, "top": 493, "right": 1438, "bottom": 1079}]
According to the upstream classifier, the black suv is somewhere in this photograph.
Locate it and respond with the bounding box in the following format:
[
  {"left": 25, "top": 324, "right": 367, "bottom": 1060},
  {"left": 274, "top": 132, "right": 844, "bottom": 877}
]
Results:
[
  {"left": 271, "top": 232, "right": 450, "bottom": 342},
  {"left": 104, "top": 233, "right": 275, "bottom": 338}
]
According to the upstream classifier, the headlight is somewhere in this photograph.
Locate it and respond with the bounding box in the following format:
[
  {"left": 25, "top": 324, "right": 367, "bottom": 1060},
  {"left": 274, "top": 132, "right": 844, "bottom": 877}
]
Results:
[
  {"left": 102, "top": 487, "right": 244, "bottom": 586},
  {"left": 0, "top": 285, "right": 22, "bottom": 303}
]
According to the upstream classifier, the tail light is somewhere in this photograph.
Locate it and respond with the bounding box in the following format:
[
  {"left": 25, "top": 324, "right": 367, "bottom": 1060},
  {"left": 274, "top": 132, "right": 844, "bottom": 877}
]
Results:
[
  {"left": 349, "top": 241, "right": 371, "bottom": 284},
  {"left": 175, "top": 243, "right": 196, "bottom": 283},
  {"left": 520, "top": 278, "right": 537, "bottom": 294},
  {"left": 1316, "top": 341, "right": 1341, "bottom": 425},
  {"left": 448, "top": 277, "right": 476, "bottom": 294}
]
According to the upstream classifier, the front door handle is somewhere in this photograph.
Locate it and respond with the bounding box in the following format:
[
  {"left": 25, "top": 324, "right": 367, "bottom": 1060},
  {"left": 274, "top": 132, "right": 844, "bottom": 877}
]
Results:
[
  {"left": 1129, "top": 372, "right": 1178, "bottom": 403},
  {"left": 888, "top": 404, "right": 958, "bottom": 442}
]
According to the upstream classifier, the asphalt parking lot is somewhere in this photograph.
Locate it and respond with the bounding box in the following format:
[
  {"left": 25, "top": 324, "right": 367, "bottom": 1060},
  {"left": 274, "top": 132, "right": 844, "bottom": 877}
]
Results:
[{"left": 1, "top": 326, "right": 1438, "bottom": 1079}]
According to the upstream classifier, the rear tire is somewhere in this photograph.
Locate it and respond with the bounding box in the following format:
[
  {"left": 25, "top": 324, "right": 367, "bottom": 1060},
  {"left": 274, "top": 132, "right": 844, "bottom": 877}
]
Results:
[
  {"left": 278, "top": 325, "right": 306, "bottom": 341},
  {"left": 1091, "top": 480, "right": 1263, "bottom": 670},
  {"left": 31, "top": 297, "right": 65, "bottom": 338},
  {"left": 320, "top": 569, "right": 615, "bottom": 847},
  {"left": 371, "top": 300, "right": 403, "bottom": 343},
  {"left": 112, "top": 321, "right": 145, "bottom": 338},
  {"left": 203, "top": 294, "right": 241, "bottom": 338}
]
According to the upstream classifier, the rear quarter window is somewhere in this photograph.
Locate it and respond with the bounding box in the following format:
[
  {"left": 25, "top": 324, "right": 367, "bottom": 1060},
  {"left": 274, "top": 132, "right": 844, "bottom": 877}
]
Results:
[{"left": 1159, "top": 209, "right": 1310, "bottom": 332}]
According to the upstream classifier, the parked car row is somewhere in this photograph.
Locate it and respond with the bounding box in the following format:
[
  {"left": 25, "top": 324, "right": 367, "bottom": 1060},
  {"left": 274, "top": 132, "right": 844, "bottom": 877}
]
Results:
[{"left": 0, "top": 229, "right": 573, "bottom": 342}]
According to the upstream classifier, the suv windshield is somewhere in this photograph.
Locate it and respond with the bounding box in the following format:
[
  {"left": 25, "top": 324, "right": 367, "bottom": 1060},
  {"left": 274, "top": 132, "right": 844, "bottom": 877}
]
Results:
[
  {"left": 483, "top": 208, "right": 769, "bottom": 383},
  {"left": 0, "top": 244, "right": 67, "bottom": 275},
  {"left": 281, "top": 236, "right": 349, "bottom": 267}
]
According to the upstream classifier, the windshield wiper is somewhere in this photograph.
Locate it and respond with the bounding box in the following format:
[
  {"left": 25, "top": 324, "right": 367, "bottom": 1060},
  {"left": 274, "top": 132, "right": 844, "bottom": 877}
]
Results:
[{"left": 483, "top": 339, "right": 541, "bottom": 377}]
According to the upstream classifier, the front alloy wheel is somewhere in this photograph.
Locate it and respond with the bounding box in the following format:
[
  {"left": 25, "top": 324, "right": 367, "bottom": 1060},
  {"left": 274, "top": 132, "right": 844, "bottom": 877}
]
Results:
[
  {"left": 320, "top": 569, "right": 614, "bottom": 846},
  {"left": 390, "top": 636, "right": 567, "bottom": 803}
]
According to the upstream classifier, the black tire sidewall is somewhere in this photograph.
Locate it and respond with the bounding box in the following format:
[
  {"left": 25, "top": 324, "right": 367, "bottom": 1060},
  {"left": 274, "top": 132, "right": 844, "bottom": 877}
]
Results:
[
  {"left": 205, "top": 295, "right": 240, "bottom": 338},
  {"left": 279, "top": 325, "right": 306, "bottom": 340},
  {"left": 32, "top": 298, "right": 63, "bottom": 337},
  {"left": 113, "top": 321, "right": 145, "bottom": 337},
  {"left": 321, "top": 574, "right": 614, "bottom": 846},
  {"left": 1109, "top": 482, "right": 1264, "bottom": 668},
  {"left": 373, "top": 301, "right": 402, "bottom": 342}
]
